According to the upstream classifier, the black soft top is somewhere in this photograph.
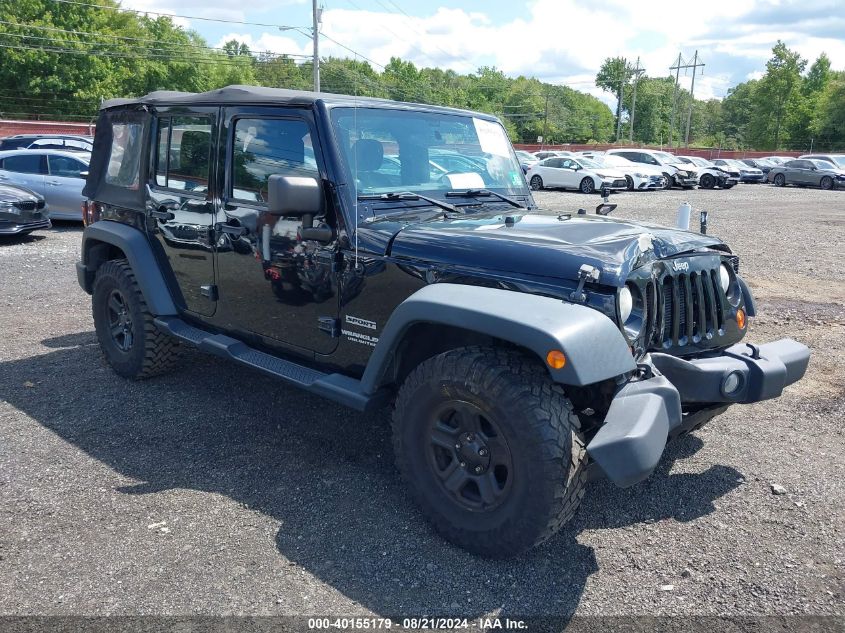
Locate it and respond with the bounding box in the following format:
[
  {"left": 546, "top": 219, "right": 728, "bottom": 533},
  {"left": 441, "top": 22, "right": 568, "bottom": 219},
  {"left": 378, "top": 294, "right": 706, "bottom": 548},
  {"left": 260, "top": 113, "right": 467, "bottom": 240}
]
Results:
[{"left": 100, "top": 84, "right": 498, "bottom": 121}]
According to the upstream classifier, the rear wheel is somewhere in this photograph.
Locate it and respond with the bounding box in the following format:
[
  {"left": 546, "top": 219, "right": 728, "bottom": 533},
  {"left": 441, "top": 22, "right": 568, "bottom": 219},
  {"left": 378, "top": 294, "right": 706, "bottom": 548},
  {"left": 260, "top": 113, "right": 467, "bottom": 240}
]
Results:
[
  {"left": 774, "top": 173, "right": 786, "bottom": 187},
  {"left": 700, "top": 173, "right": 716, "bottom": 189},
  {"left": 392, "top": 346, "right": 588, "bottom": 558},
  {"left": 529, "top": 175, "right": 543, "bottom": 191},
  {"left": 820, "top": 176, "right": 834, "bottom": 190},
  {"left": 92, "top": 259, "right": 182, "bottom": 379},
  {"left": 579, "top": 177, "right": 595, "bottom": 194}
]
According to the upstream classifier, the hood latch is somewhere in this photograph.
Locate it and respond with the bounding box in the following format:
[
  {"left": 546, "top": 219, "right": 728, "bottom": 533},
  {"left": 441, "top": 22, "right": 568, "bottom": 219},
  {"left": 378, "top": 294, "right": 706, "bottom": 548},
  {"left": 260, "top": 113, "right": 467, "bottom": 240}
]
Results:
[{"left": 569, "top": 264, "right": 600, "bottom": 303}]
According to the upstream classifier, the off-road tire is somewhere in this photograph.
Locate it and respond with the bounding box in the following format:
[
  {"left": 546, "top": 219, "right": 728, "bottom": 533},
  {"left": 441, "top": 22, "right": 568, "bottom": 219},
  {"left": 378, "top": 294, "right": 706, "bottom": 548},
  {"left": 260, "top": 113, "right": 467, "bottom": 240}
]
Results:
[
  {"left": 92, "top": 259, "right": 182, "bottom": 379},
  {"left": 392, "top": 346, "right": 588, "bottom": 558},
  {"left": 820, "top": 176, "right": 833, "bottom": 190}
]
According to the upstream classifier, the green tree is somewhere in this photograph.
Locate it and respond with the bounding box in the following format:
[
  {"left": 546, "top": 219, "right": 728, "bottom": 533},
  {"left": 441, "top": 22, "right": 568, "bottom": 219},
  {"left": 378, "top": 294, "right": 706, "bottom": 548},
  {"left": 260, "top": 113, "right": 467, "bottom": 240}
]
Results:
[
  {"left": 753, "top": 41, "right": 807, "bottom": 149},
  {"left": 595, "top": 57, "right": 634, "bottom": 138}
]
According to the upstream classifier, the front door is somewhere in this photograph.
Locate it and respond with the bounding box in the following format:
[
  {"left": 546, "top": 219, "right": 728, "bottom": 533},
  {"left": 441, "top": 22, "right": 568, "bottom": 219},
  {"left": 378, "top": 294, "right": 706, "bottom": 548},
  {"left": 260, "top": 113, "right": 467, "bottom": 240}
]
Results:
[
  {"left": 148, "top": 108, "right": 218, "bottom": 316},
  {"left": 0, "top": 153, "right": 46, "bottom": 196},
  {"left": 213, "top": 107, "right": 340, "bottom": 356}
]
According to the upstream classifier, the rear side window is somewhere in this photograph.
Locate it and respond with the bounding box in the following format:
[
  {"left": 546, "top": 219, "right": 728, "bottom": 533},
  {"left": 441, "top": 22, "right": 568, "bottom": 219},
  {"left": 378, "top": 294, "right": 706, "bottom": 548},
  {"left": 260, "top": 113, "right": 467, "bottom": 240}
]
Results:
[
  {"left": 231, "top": 118, "right": 317, "bottom": 203},
  {"left": 49, "top": 155, "right": 87, "bottom": 178},
  {"left": 155, "top": 117, "right": 212, "bottom": 194},
  {"left": 106, "top": 123, "right": 143, "bottom": 188},
  {"left": 2, "top": 153, "right": 45, "bottom": 174}
]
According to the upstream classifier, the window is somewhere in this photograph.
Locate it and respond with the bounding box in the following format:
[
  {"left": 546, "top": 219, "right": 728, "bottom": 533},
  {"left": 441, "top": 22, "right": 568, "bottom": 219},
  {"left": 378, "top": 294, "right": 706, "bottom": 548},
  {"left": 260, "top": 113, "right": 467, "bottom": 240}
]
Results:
[
  {"left": 2, "top": 154, "right": 45, "bottom": 174},
  {"left": 49, "top": 155, "right": 87, "bottom": 178},
  {"left": 29, "top": 139, "right": 66, "bottom": 150},
  {"left": 65, "top": 139, "right": 93, "bottom": 151},
  {"left": 106, "top": 122, "right": 143, "bottom": 188},
  {"left": 155, "top": 117, "right": 212, "bottom": 193},
  {"left": 231, "top": 118, "right": 317, "bottom": 203}
]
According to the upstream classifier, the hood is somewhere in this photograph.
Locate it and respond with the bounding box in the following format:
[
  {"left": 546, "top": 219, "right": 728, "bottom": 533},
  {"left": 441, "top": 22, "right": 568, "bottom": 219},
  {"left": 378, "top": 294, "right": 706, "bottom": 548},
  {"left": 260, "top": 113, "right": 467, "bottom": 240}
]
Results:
[
  {"left": 0, "top": 183, "right": 41, "bottom": 204},
  {"left": 383, "top": 211, "right": 729, "bottom": 287},
  {"left": 592, "top": 168, "right": 628, "bottom": 179}
]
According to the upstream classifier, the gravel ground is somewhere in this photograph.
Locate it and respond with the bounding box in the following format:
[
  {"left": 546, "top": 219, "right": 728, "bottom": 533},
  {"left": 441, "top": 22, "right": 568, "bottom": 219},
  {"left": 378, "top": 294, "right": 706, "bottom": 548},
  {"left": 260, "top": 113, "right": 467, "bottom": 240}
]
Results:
[{"left": 0, "top": 185, "right": 843, "bottom": 625}]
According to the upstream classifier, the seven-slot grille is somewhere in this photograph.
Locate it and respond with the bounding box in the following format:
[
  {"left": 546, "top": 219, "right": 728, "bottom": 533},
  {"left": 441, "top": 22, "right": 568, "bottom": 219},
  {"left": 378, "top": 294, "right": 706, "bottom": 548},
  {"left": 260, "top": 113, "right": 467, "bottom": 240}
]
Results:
[{"left": 646, "top": 266, "right": 726, "bottom": 348}]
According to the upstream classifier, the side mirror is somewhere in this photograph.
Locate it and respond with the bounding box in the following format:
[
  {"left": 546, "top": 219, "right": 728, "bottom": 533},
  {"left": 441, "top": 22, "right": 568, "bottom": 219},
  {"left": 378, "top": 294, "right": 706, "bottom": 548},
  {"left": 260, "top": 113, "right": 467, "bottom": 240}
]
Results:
[
  {"left": 267, "top": 175, "right": 323, "bottom": 217},
  {"left": 80, "top": 171, "right": 89, "bottom": 178}
]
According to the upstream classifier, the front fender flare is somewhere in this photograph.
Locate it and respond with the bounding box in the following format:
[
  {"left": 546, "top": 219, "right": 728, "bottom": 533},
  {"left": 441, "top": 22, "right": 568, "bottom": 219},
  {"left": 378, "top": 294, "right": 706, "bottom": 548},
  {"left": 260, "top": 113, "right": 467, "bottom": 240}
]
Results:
[
  {"left": 359, "top": 283, "right": 636, "bottom": 394},
  {"left": 78, "top": 220, "right": 177, "bottom": 316}
]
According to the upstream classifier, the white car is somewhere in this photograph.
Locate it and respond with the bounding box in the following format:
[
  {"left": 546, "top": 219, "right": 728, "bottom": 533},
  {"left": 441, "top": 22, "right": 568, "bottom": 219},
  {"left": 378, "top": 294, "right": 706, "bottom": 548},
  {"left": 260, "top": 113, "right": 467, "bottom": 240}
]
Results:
[
  {"left": 676, "top": 156, "right": 739, "bottom": 189},
  {"left": 596, "top": 154, "right": 667, "bottom": 190},
  {"left": 532, "top": 150, "right": 574, "bottom": 161},
  {"left": 606, "top": 148, "right": 698, "bottom": 189},
  {"left": 526, "top": 156, "right": 629, "bottom": 194}
]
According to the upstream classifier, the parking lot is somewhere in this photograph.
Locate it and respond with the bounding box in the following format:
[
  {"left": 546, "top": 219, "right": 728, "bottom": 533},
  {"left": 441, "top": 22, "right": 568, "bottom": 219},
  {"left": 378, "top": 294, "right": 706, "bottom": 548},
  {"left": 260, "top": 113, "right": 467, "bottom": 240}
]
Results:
[{"left": 0, "top": 185, "right": 843, "bottom": 621}]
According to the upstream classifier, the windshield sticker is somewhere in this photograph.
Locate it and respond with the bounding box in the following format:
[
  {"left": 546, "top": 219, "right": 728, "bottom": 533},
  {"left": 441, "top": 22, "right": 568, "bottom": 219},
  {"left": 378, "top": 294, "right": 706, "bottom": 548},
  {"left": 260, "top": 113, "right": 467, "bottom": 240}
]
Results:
[
  {"left": 445, "top": 172, "right": 485, "bottom": 189},
  {"left": 473, "top": 118, "right": 510, "bottom": 157},
  {"left": 509, "top": 171, "right": 522, "bottom": 186}
]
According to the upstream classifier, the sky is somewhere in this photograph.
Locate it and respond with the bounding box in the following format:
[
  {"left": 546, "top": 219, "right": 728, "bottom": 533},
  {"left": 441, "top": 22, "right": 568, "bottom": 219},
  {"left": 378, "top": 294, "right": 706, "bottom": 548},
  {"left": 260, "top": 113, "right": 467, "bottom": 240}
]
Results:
[{"left": 121, "top": 0, "right": 845, "bottom": 106}]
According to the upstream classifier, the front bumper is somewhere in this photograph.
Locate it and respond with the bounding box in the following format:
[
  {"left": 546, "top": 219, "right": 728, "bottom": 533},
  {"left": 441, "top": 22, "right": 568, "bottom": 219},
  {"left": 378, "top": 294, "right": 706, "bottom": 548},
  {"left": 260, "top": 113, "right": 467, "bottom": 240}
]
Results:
[
  {"left": 0, "top": 217, "right": 51, "bottom": 235},
  {"left": 587, "top": 338, "right": 810, "bottom": 487},
  {"left": 674, "top": 176, "right": 699, "bottom": 187},
  {"left": 740, "top": 173, "right": 766, "bottom": 183}
]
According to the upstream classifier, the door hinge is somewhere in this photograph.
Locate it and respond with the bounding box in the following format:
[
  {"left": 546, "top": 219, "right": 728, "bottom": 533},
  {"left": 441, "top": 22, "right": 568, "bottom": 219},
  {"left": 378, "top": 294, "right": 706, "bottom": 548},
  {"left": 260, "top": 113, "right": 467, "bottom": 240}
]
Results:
[
  {"left": 318, "top": 316, "right": 341, "bottom": 337},
  {"left": 200, "top": 284, "right": 218, "bottom": 300}
]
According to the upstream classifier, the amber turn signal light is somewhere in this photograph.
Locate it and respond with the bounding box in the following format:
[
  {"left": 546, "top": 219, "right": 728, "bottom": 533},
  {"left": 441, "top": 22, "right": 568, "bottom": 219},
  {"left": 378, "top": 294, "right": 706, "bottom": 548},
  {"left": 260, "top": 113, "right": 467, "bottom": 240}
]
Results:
[
  {"left": 736, "top": 308, "right": 746, "bottom": 330},
  {"left": 546, "top": 350, "right": 566, "bottom": 369}
]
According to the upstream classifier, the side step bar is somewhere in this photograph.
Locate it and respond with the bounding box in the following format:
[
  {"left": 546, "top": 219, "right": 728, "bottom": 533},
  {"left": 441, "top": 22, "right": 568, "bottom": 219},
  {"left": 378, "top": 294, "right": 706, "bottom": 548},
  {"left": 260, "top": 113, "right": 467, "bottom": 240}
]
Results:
[{"left": 154, "top": 316, "right": 390, "bottom": 412}]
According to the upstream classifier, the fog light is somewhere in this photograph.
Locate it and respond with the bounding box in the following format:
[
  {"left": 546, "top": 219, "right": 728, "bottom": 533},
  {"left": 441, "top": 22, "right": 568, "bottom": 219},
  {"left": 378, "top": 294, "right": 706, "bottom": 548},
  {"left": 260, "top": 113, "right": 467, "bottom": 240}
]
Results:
[
  {"left": 546, "top": 350, "right": 566, "bottom": 369},
  {"left": 736, "top": 308, "right": 746, "bottom": 329},
  {"left": 722, "top": 370, "right": 743, "bottom": 396}
]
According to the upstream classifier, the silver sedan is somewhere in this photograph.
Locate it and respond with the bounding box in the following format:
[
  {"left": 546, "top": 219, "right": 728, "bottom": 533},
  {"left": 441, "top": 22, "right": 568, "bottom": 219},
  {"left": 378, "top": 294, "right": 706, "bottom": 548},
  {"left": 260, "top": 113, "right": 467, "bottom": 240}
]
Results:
[{"left": 0, "top": 149, "right": 89, "bottom": 220}]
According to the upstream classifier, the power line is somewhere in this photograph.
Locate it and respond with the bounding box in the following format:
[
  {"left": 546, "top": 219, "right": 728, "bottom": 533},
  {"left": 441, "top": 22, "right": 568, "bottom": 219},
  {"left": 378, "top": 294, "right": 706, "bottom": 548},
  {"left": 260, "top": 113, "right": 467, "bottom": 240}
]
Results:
[{"left": 0, "top": 20, "right": 313, "bottom": 58}]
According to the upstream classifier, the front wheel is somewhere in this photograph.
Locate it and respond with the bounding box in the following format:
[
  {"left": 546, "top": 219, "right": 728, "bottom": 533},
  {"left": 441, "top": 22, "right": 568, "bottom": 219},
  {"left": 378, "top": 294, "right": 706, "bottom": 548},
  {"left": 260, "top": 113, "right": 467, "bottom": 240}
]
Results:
[
  {"left": 700, "top": 173, "right": 716, "bottom": 189},
  {"left": 392, "top": 346, "right": 588, "bottom": 558},
  {"left": 820, "top": 176, "right": 834, "bottom": 190},
  {"left": 529, "top": 175, "right": 543, "bottom": 191},
  {"left": 662, "top": 173, "right": 673, "bottom": 189},
  {"left": 625, "top": 175, "right": 634, "bottom": 191},
  {"left": 92, "top": 259, "right": 182, "bottom": 379},
  {"left": 774, "top": 173, "right": 786, "bottom": 187},
  {"left": 579, "top": 177, "right": 595, "bottom": 194}
]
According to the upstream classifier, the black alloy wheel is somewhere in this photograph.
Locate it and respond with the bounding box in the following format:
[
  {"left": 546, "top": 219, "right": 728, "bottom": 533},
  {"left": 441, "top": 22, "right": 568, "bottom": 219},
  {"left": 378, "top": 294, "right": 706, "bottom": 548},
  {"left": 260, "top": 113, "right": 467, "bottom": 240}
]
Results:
[
  {"left": 106, "top": 289, "right": 134, "bottom": 352},
  {"left": 426, "top": 400, "right": 513, "bottom": 511},
  {"left": 700, "top": 173, "right": 716, "bottom": 189}
]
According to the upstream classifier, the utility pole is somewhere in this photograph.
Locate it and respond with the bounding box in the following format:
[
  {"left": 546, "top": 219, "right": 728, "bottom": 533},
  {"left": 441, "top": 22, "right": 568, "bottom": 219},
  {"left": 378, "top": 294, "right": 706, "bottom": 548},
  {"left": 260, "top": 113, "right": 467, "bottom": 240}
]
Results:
[
  {"left": 312, "top": 0, "right": 321, "bottom": 92},
  {"left": 668, "top": 53, "right": 682, "bottom": 148},
  {"left": 615, "top": 58, "right": 626, "bottom": 142},
  {"left": 629, "top": 57, "right": 644, "bottom": 143},
  {"left": 683, "top": 50, "right": 704, "bottom": 147},
  {"left": 541, "top": 90, "right": 550, "bottom": 149}
]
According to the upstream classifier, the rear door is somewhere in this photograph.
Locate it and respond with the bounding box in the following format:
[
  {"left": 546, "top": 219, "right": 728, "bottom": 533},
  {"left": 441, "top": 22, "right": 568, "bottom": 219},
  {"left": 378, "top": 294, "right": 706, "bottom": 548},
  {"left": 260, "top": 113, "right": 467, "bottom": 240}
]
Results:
[
  {"left": 46, "top": 154, "right": 88, "bottom": 218},
  {"left": 0, "top": 153, "right": 47, "bottom": 195},
  {"left": 148, "top": 109, "right": 219, "bottom": 316}
]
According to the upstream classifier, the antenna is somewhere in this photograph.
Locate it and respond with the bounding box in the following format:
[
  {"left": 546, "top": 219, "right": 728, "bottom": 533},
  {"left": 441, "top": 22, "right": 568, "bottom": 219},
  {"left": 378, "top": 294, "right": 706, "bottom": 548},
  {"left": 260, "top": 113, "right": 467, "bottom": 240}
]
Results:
[{"left": 352, "top": 56, "right": 359, "bottom": 269}]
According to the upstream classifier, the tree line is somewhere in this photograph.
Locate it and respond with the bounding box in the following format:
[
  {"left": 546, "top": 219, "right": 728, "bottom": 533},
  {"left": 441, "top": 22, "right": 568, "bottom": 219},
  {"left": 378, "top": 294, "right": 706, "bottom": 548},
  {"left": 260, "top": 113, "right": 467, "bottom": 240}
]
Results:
[
  {"left": 0, "top": 0, "right": 841, "bottom": 150},
  {"left": 596, "top": 42, "right": 844, "bottom": 151}
]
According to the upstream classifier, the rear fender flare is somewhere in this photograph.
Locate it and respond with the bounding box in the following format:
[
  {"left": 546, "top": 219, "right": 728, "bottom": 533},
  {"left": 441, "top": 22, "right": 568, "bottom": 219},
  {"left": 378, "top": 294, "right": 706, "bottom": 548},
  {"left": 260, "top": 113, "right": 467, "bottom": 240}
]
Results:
[
  {"left": 79, "top": 220, "right": 177, "bottom": 316},
  {"left": 359, "top": 283, "right": 636, "bottom": 394}
]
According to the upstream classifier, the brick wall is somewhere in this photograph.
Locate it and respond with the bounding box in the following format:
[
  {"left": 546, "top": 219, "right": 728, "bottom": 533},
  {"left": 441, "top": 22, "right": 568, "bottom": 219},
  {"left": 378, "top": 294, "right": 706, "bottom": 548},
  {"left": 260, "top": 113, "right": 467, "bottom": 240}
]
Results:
[{"left": 0, "top": 119, "right": 95, "bottom": 138}]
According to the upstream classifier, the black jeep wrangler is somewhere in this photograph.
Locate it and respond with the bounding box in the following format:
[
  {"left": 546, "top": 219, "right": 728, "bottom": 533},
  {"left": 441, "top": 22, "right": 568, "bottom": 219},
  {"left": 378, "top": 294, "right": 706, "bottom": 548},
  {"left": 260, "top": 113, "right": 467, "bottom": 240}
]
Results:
[{"left": 77, "top": 86, "right": 809, "bottom": 557}]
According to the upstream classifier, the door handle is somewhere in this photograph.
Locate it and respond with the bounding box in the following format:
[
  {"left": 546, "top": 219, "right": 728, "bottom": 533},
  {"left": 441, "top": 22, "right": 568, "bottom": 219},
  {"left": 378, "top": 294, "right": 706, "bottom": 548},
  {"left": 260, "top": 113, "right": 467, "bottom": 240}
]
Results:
[
  {"left": 47, "top": 180, "right": 61, "bottom": 186},
  {"left": 217, "top": 222, "right": 247, "bottom": 237},
  {"left": 150, "top": 209, "right": 175, "bottom": 220}
]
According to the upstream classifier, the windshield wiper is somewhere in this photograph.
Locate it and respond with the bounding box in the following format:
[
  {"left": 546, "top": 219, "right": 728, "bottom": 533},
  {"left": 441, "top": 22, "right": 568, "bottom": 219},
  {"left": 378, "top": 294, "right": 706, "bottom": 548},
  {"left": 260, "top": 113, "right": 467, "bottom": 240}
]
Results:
[
  {"left": 445, "top": 188, "right": 526, "bottom": 209},
  {"left": 357, "top": 191, "right": 459, "bottom": 214}
]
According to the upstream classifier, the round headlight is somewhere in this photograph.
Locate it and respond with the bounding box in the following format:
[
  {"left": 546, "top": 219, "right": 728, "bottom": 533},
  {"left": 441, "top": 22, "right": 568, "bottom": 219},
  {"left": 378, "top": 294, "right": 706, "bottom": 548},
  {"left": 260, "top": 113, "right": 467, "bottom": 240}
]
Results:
[
  {"left": 719, "top": 264, "right": 731, "bottom": 292},
  {"left": 619, "top": 286, "right": 633, "bottom": 322}
]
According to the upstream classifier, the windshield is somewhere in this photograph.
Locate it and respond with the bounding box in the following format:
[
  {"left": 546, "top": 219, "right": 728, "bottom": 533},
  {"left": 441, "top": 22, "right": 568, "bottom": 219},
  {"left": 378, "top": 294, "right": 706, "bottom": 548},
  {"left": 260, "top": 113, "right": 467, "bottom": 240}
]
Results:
[
  {"left": 577, "top": 157, "right": 602, "bottom": 169},
  {"left": 826, "top": 155, "right": 845, "bottom": 168},
  {"left": 329, "top": 107, "right": 527, "bottom": 199},
  {"left": 809, "top": 159, "right": 837, "bottom": 169}
]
